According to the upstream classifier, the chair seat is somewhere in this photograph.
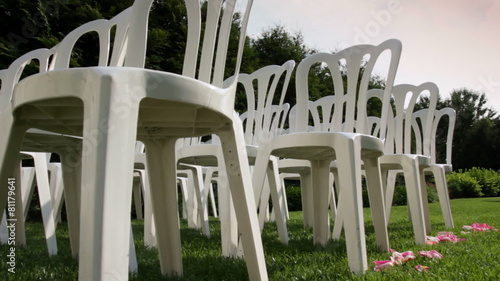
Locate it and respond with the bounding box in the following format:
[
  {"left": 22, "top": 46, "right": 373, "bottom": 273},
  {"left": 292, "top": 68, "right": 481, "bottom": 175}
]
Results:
[
  {"left": 177, "top": 143, "right": 259, "bottom": 166},
  {"left": 425, "top": 163, "right": 452, "bottom": 173},
  {"left": 13, "top": 67, "right": 236, "bottom": 139},
  {"left": 266, "top": 132, "right": 385, "bottom": 160},
  {"left": 379, "top": 154, "right": 431, "bottom": 169},
  {"left": 278, "top": 159, "right": 311, "bottom": 173}
]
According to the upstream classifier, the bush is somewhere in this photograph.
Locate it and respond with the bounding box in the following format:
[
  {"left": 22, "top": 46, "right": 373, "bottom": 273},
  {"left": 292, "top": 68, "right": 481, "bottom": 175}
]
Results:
[
  {"left": 392, "top": 183, "right": 407, "bottom": 206},
  {"left": 465, "top": 167, "right": 500, "bottom": 197},
  {"left": 447, "top": 171, "right": 483, "bottom": 198},
  {"left": 390, "top": 181, "right": 439, "bottom": 206},
  {"left": 425, "top": 182, "right": 440, "bottom": 203},
  {"left": 285, "top": 184, "right": 303, "bottom": 211}
]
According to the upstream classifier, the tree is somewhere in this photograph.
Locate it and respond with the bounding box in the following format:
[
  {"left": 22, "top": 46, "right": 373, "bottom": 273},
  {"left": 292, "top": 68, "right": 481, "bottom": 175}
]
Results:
[
  {"left": 442, "top": 88, "right": 499, "bottom": 170},
  {"left": 248, "top": 25, "right": 315, "bottom": 108}
]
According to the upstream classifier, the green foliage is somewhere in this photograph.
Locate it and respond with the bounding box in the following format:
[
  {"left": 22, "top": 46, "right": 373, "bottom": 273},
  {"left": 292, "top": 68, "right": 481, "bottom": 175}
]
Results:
[
  {"left": 248, "top": 25, "right": 314, "bottom": 109},
  {"left": 284, "top": 183, "right": 302, "bottom": 211},
  {"left": 447, "top": 171, "right": 483, "bottom": 198},
  {"left": 460, "top": 167, "right": 500, "bottom": 197},
  {"left": 444, "top": 89, "right": 500, "bottom": 170}
]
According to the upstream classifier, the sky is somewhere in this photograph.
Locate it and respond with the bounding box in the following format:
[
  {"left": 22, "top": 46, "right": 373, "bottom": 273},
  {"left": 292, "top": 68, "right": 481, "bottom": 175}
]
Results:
[{"left": 246, "top": 0, "right": 500, "bottom": 111}]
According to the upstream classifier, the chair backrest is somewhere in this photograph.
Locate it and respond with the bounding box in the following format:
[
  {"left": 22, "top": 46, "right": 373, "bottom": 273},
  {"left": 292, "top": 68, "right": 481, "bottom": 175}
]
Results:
[
  {"left": 1, "top": 1, "right": 146, "bottom": 114},
  {"left": 236, "top": 60, "right": 295, "bottom": 145},
  {"left": 366, "top": 82, "right": 439, "bottom": 155},
  {"left": 294, "top": 39, "right": 402, "bottom": 138},
  {"left": 397, "top": 83, "right": 438, "bottom": 155},
  {"left": 370, "top": 82, "right": 439, "bottom": 156},
  {"left": 239, "top": 104, "right": 291, "bottom": 143},
  {"left": 411, "top": 108, "right": 431, "bottom": 157},
  {"left": 429, "top": 107, "right": 456, "bottom": 165},
  {"left": 155, "top": 0, "right": 254, "bottom": 89},
  {"left": 0, "top": 48, "right": 56, "bottom": 113},
  {"left": 51, "top": 6, "right": 135, "bottom": 70},
  {"left": 8, "top": 0, "right": 254, "bottom": 103}
]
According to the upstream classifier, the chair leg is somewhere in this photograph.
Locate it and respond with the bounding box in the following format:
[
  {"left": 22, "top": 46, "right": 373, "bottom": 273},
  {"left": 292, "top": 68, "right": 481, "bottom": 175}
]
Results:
[
  {"left": 266, "top": 157, "right": 288, "bottom": 244},
  {"left": 206, "top": 177, "right": 218, "bottom": 218},
  {"left": 32, "top": 152, "right": 58, "bottom": 255},
  {"left": 0, "top": 213, "right": 7, "bottom": 244},
  {"left": 331, "top": 192, "right": 344, "bottom": 239},
  {"left": 48, "top": 163, "right": 65, "bottom": 225},
  {"left": 59, "top": 149, "right": 82, "bottom": 258},
  {"left": 419, "top": 170, "right": 431, "bottom": 234},
  {"left": 21, "top": 167, "right": 36, "bottom": 222},
  {"left": 177, "top": 177, "right": 189, "bottom": 219},
  {"left": 310, "top": 159, "right": 332, "bottom": 246},
  {"left": 132, "top": 177, "right": 143, "bottom": 220},
  {"left": 329, "top": 172, "right": 337, "bottom": 221},
  {"left": 183, "top": 169, "right": 199, "bottom": 229},
  {"left": 0, "top": 119, "right": 26, "bottom": 228},
  {"left": 401, "top": 158, "right": 427, "bottom": 245},
  {"left": 188, "top": 166, "right": 210, "bottom": 237},
  {"left": 280, "top": 176, "right": 290, "bottom": 220},
  {"left": 0, "top": 164, "right": 24, "bottom": 246},
  {"left": 218, "top": 120, "right": 268, "bottom": 281},
  {"left": 363, "top": 157, "right": 389, "bottom": 252},
  {"left": 432, "top": 167, "right": 454, "bottom": 228},
  {"left": 383, "top": 170, "right": 398, "bottom": 222},
  {"left": 257, "top": 176, "right": 271, "bottom": 229},
  {"left": 300, "top": 172, "right": 314, "bottom": 228},
  {"left": 13, "top": 163, "right": 26, "bottom": 246},
  {"left": 335, "top": 138, "right": 367, "bottom": 273},
  {"left": 129, "top": 226, "right": 138, "bottom": 273},
  {"left": 216, "top": 165, "right": 239, "bottom": 257},
  {"left": 78, "top": 102, "right": 138, "bottom": 281},
  {"left": 140, "top": 169, "right": 157, "bottom": 248},
  {"left": 144, "top": 138, "right": 183, "bottom": 277}
]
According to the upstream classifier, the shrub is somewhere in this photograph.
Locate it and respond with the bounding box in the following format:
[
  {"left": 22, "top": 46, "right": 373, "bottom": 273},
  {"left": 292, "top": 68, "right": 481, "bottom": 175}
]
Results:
[
  {"left": 392, "top": 183, "right": 408, "bottom": 206},
  {"left": 465, "top": 167, "right": 500, "bottom": 197},
  {"left": 425, "top": 182, "right": 440, "bottom": 203},
  {"left": 285, "top": 184, "right": 303, "bottom": 211},
  {"left": 446, "top": 171, "right": 483, "bottom": 198}
]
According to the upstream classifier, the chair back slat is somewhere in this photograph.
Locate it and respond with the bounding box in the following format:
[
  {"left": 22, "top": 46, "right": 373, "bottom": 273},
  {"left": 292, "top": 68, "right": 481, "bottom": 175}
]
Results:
[{"left": 295, "top": 39, "right": 402, "bottom": 136}]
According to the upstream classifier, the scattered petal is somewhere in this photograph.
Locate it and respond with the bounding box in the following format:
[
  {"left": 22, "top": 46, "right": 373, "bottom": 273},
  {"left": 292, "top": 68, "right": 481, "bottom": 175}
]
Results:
[
  {"left": 426, "top": 236, "right": 440, "bottom": 245},
  {"left": 373, "top": 259, "right": 394, "bottom": 271},
  {"left": 463, "top": 223, "right": 500, "bottom": 232},
  {"left": 391, "top": 250, "right": 416, "bottom": 265},
  {"left": 415, "top": 265, "right": 430, "bottom": 272},
  {"left": 419, "top": 250, "right": 443, "bottom": 259}
]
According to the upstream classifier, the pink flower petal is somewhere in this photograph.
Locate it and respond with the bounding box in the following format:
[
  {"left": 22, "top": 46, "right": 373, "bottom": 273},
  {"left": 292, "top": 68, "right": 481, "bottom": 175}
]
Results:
[
  {"left": 388, "top": 250, "right": 416, "bottom": 265},
  {"left": 415, "top": 265, "right": 430, "bottom": 272},
  {"left": 373, "top": 259, "right": 394, "bottom": 271},
  {"left": 426, "top": 236, "right": 440, "bottom": 245},
  {"left": 418, "top": 250, "right": 443, "bottom": 259},
  {"left": 464, "top": 222, "right": 499, "bottom": 232}
]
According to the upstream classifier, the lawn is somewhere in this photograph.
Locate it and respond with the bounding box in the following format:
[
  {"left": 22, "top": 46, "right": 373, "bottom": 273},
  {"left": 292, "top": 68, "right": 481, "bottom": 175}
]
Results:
[{"left": 1, "top": 198, "right": 499, "bottom": 280}]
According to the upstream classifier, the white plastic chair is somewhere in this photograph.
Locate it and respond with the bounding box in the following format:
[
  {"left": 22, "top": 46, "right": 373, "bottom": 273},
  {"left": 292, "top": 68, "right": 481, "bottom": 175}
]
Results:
[
  {"left": 0, "top": 0, "right": 266, "bottom": 280},
  {"left": 252, "top": 39, "right": 402, "bottom": 273},
  {"left": 176, "top": 61, "right": 295, "bottom": 255},
  {"left": 369, "top": 83, "right": 439, "bottom": 245},
  {"left": 0, "top": 8, "right": 143, "bottom": 271},
  {"left": 421, "top": 107, "right": 456, "bottom": 228},
  {"left": 0, "top": 3, "right": 133, "bottom": 260}
]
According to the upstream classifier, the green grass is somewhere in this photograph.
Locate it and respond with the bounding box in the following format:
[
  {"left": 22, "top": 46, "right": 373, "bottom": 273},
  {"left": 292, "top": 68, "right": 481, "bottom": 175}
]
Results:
[{"left": 1, "top": 198, "right": 500, "bottom": 280}]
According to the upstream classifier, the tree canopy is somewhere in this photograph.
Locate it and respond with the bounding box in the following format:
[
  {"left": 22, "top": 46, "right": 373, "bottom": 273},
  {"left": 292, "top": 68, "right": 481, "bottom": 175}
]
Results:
[{"left": 1, "top": 1, "right": 499, "bottom": 170}]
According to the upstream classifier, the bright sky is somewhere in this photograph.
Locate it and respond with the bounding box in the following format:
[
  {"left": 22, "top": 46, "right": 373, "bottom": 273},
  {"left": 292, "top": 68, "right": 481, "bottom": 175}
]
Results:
[{"left": 247, "top": 0, "right": 500, "bottom": 111}]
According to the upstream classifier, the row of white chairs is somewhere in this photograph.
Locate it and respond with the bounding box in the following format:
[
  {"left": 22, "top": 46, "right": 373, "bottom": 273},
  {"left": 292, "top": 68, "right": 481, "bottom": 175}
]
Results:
[{"left": 0, "top": 0, "right": 456, "bottom": 280}]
